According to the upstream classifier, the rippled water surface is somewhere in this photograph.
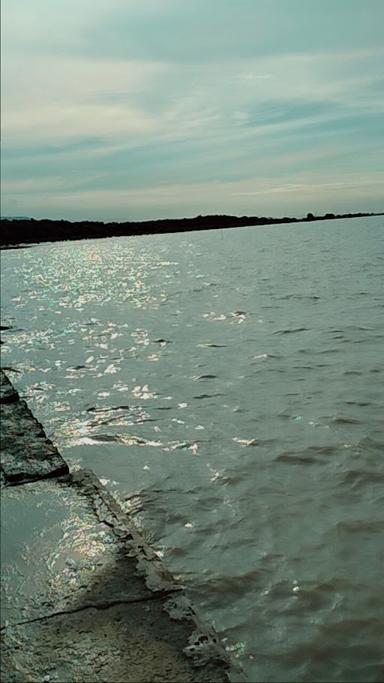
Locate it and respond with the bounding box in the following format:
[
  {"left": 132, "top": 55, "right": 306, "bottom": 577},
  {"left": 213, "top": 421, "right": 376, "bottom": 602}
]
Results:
[{"left": 1, "top": 217, "right": 384, "bottom": 682}]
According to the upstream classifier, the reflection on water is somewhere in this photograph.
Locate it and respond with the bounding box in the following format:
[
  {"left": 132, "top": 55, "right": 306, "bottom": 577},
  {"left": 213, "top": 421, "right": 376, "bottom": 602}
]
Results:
[{"left": 1, "top": 217, "right": 384, "bottom": 682}]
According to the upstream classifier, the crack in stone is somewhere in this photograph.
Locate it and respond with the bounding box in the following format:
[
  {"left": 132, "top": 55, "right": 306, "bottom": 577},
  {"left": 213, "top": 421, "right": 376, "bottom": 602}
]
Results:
[{"left": 1, "top": 591, "right": 178, "bottom": 632}]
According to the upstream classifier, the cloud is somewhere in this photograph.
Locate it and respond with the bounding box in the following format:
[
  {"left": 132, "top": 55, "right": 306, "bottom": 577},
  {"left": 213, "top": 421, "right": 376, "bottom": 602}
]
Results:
[
  {"left": 4, "top": 48, "right": 383, "bottom": 149},
  {"left": 2, "top": 1, "right": 384, "bottom": 218},
  {"left": 71, "top": 0, "right": 384, "bottom": 65},
  {"left": 2, "top": 55, "right": 167, "bottom": 144}
]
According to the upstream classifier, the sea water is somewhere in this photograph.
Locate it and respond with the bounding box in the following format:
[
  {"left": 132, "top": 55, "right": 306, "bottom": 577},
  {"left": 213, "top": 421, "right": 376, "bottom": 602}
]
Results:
[{"left": 1, "top": 216, "right": 383, "bottom": 682}]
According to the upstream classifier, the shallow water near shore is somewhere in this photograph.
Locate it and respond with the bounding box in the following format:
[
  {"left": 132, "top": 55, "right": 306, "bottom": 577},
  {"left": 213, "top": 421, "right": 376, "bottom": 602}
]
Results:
[{"left": 1, "top": 216, "right": 384, "bottom": 682}]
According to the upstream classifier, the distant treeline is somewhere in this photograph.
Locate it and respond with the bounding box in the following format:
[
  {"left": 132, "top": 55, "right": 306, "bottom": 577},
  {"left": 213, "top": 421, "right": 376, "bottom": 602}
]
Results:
[{"left": 1, "top": 211, "right": 382, "bottom": 247}]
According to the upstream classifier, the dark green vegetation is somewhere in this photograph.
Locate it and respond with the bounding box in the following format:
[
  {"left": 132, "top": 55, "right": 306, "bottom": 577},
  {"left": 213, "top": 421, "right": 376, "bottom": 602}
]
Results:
[{"left": 1, "top": 211, "right": 382, "bottom": 247}]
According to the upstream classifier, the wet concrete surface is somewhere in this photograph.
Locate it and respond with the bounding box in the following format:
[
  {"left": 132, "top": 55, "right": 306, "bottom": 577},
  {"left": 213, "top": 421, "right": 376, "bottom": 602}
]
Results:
[
  {"left": 1, "top": 477, "right": 152, "bottom": 627},
  {"left": 0, "top": 370, "right": 239, "bottom": 682}
]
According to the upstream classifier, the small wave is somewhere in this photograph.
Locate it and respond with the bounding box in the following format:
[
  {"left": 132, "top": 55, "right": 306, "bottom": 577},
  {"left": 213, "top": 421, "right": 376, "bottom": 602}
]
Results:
[
  {"left": 335, "top": 519, "right": 384, "bottom": 534},
  {"left": 297, "top": 348, "right": 340, "bottom": 355},
  {"left": 251, "top": 352, "right": 280, "bottom": 362},
  {"left": 277, "top": 294, "right": 320, "bottom": 301},
  {"left": 344, "top": 401, "right": 371, "bottom": 407},
  {"left": 193, "top": 393, "right": 225, "bottom": 400},
  {"left": 318, "top": 348, "right": 341, "bottom": 354},
  {"left": 233, "top": 437, "right": 276, "bottom": 448},
  {"left": 275, "top": 453, "right": 321, "bottom": 465},
  {"left": 197, "top": 343, "right": 227, "bottom": 348},
  {"left": 162, "top": 440, "right": 203, "bottom": 452},
  {"left": 292, "top": 365, "right": 314, "bottom": 370},
  {"left": 203, "top": 312, "right": 227, "bottom": 321},
  {"left": 86, "top": 404, "right": 130, "bottom": 412},
  {"left": 347, "top": 325, "right": 374, "bottom": 331},
  {"left": 97, "top": 416, "right": 156, "bottom": 427},
  {"left": 273, "top": 327, "right": 310, "bottom": 335},
  {"left": 192, "top": 374, "right": 218, "bottom": 380},
  {"left": 82, "top": 433, "right": 163, "bottom": 447},
  {"left": 275, "top": 445, "right": 337, "bottom": 464},
  {"left": 233, "top": 437, "right": 259, "bottom": 447},
  {"left": 332, "top": 416, "right": 361, "bottom": 425},
  {"left": 342, "top": 469, "right": 384, "bottom": 488}
]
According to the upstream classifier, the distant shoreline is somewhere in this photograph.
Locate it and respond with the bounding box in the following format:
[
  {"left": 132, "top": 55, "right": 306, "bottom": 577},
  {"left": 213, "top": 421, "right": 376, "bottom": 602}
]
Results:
[{"left": 1, "top": 211, "right": 383, "bottom": 248}]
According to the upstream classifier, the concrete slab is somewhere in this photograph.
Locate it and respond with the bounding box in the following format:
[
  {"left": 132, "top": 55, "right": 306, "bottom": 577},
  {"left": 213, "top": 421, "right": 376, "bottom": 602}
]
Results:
[{"left": 1, "top": 601, "right": 228, "bottom": 683}]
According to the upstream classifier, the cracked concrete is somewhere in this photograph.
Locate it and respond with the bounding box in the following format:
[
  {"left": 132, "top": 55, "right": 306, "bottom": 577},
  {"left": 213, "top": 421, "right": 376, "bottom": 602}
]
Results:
[
  {"left": 0, "top": 370, "right": 240, "bottom": 682},
  {"left": 1, "top": 600, "right": 229, "bottom": 683},
  {"left": 1, "top": 478, "right": 156, "bottom": 628}
]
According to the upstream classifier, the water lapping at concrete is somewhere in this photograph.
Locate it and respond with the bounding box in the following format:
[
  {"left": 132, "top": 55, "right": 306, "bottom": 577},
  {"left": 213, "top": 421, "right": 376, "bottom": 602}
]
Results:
[{"left": 0, "top": 370, "right": 239, "bottom": 683}]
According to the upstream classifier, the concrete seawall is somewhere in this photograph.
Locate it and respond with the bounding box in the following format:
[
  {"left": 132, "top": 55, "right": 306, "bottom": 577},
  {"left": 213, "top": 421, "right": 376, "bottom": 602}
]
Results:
[{"left": 0, "top": 369, "right": 243, "bottom": 682}]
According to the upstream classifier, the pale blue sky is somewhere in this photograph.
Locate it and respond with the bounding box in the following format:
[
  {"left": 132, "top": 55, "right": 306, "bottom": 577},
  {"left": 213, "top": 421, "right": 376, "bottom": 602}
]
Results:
[{"left": 2, "top": 0, "right": 383, "bottom": 220}]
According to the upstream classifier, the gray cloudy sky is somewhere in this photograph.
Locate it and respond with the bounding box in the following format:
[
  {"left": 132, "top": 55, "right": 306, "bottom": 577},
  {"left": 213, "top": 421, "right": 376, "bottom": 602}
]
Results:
[{"left": 2, "top": 0, "right": 384, "bottom": 220}]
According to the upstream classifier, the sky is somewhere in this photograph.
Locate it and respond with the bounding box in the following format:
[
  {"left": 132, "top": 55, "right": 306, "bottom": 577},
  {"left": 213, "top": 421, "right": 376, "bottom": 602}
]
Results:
[{"left": 2, "top": 0, "right": 384, "bottom": 221}]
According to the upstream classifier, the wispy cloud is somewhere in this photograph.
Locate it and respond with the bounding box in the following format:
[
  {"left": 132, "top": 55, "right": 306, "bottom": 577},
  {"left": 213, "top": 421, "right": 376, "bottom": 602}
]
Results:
[{"left": 2, "top": 0, "right": 384, "bottom": 218}]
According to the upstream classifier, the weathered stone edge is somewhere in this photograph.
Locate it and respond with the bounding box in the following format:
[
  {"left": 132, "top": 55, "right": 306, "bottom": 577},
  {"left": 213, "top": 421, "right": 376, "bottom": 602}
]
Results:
[
  {"left": 71, "top": 468, "right": 240, "bottom": 676},
  {"left": 0, "top": 369, "right": 70, "bottom": 485},
  {"left": 0, "top": 369, "right": 19, "bottom": 404}
]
